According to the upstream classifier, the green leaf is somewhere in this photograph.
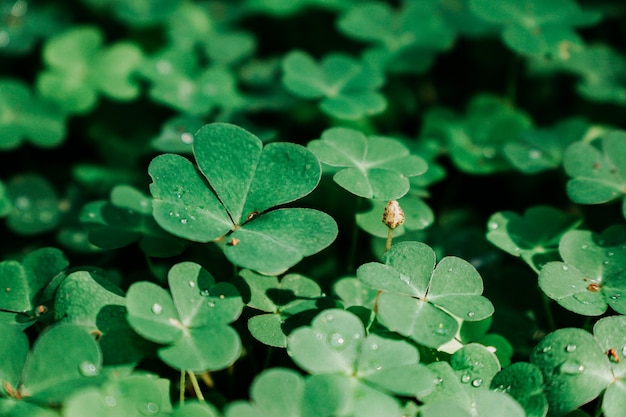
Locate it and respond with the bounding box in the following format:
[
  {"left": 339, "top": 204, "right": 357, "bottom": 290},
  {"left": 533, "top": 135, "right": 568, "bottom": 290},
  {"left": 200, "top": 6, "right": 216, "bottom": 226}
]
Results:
[
  {"left": 357, "top": 242, "right": 494, "bottom": 347},
  {"left": 0, "top": 79, "right": 66, "bottom": 150},
  {"left": 82, "top": 0, "right": 183, "bottom": 26},
  {"left": 5, "top": 175, "right": 61, "bottom": 235},
  {"left": 486, "top": 205, "right": 581, "bottom": 271},
  {"left": 151, "top": 115, "right": 203, "bottom": 154},
  {"left": 592, "top": 315, "right": 626, "bottom": 379},
  {"left": 490, "top": 362, "right": 548, "bottom": 417},
  {"left": 36, "top": 26, "right": 144, "bottom": 114},
  {"left": 20, "top": 324, "right": 103, "bottom": 403},
  {"left": 0, "top": 2, "right": 67, "bottom": 55},
  {"left": 564, "top": 132, "right": 626, "bottom": 214},
  {"left": 174, "top": 401, "right": 221, "bottom": 417},
  {"left": 126, "top": 262, "right": 243, "bottom": 372},
  {"left": 469, "top": 0, "right": 601, "bottom": 56},
  {"left": 538, "top": 225, "right": 626, "bottom": 316},
  {"left": 0, "top": 323, "right": 29, "bottom": 396},
  {"left": 450, "top": 343, "right": 501, "bottom": 389},
  {"left": 308, "top": 127, "right": 427, "bottom": 200},
  {"left": 81, "top": 185, "right": 186, "bottom": 257},
  {"left": 62, "top": 374, "right": 166, "bottom": 417},
  {"left": 333, "top": 277, "right": 378, "bottom": 309},
  {"left": 282, "top": 50, "right": 386, "bottom": 120},
  {"left": 150, "top": 123, "right": 337, "bottom": 275},
  {"left": 0, "top": 247, "right": 67, "bottom": 327},
  {"left": 531, "top": 327, "right": 613, "bottom": 416}
]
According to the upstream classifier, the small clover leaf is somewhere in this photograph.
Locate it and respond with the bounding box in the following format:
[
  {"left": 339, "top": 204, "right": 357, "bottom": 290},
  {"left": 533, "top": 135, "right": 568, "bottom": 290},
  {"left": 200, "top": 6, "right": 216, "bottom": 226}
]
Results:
[
  {"left": 469, "top": 0, "right": 601, "bottom": 56},
  {"left": 0, "top": 79, "right": 66, "bottom": 150},
  {"left": 530, "top": 324, "right": 619, "bottom": 416},
  {"left": 564, "top": 131, "right": 626, "bottom": 218},
  {"left": 450, "top": 343, "right": 501, "bottom": 390},
  {"left": 486, "top": 205, "right": 581, "bottom": 272},
  {"left": 0, "top": 2, "right": 67, "bottom": 55},
  {"left": 422, "top": 95, "right": 533, "bottom": 174},
  {"left": 539, "top": 225, "right": 626, "bottom": 316},
  {"left": 337, "top": 2, "right": 454, "bottom": 74},
  {"left": 37, "top": 26, "right": 144, "bottom": 114},
  {"left": 490, "top": 362, "right": 548, "bottom": 417},
  {"left": 282, "top": 50, "right": 387, "bottom": 120},
  {"left": 53, "top": 269, "right": 148, "bottom": 367},
  {"left": 357, "top": 241, "right": 494, "bottom": 348},
  {"left": 308, "top": 127, "right": 428, "bottom": 200},
  {"left": 287, "top": 308, "right": 435, "bottom": 398},
  {"left": 0, "top": 323, "right": 102, "bottom": 405},
  {"left": 149, "top": 122, "right": 338, "bottom": 275},
  {"left": 126, "top": 262, "right": 243, "bottom": 372},
  {"left": 333, "top": 277, "right": 379, "bottom": 309},
  {"left": 62, "top": 374, "right": 169, "bottom": 417},
  {"left": 81, "top": 185, "right": 186, "bottom": 257},
  {"left": 5, "top": 175, "right": 61, "bottom": 235},
  {"left": 238, "top": 269, "right": 334, "bottom": 347},
  {"left": 0, "top": 247, "right": 67, "bottom": 327},
  {"left": 174, "top": 401, "right": 221, "bottom": 417}
]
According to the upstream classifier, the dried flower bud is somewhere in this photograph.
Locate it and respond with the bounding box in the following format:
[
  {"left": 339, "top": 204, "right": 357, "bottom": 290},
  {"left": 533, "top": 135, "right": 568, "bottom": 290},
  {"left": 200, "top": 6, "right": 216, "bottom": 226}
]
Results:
[{"left": 382, "top": 200, "right": 405, "bottom": 229}]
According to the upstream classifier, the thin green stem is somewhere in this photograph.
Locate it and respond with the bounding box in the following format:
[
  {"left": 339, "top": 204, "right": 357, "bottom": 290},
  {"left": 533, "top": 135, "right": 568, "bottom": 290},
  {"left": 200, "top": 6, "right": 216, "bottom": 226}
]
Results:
[
  {"left": 179, "top": 370, "right": 185, "bottom": 404},
  {"left": 385, "top": 227, "right": 394, "bottom": 252},
  {"left": 187, "top": 371, "right": 205, "bottom": 402}
]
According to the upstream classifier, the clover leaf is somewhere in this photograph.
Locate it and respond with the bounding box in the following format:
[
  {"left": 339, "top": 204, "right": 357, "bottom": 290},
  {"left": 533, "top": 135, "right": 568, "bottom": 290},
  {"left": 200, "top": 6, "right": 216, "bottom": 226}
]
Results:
[
  {"left": 564, "top": 131, "right": 626, "bottom": 218},
  {"left": 490, "top": 362, "right": 549, "bottom": 417},
  {"left": 53, "top": 268, "right": 148, "bottom": 367},
  {"left": 487, "top": 205, "right": 581, "bottom": 272},
  {"left": 81, "top": 185, "right": 186, "bottom": 257},
  {"left": 420, "top": 360, "right": 525, "bottom": 417},
  {"left": 238, "top": 269, "right": 335, "bottom": 347},
  {"left": 37, "top": 26, "right": 144, "bottom": 114},
  {"left": 149, "top": 122, "right": 338, "bottom": 275},
  {"left": 0, "top": 79, "right": 66, "bottom": 150},
  {"left": 0, "top": 247, "right": 67, "bottom": 327},
  {"left": 0, "top": 323, "right": 102, "bottom": 406},
  {"left": 63, "top": 374, "right": 170, "bottom": 417},
  {"left": 174, "top": 401, "right": 221, "bottom": 417},
  {"left": 539, "top": 225, "right": 626, "bottom": 316},
  {"left": 422, "top": 94, "right": 533, "bottom": 174},
  {"left": 357, "top": 241, "right": 494, "bottom": 348},
  {"left": 126, "top": 262, "right": 243, "bottom": 372},
  {"left": 337, "top": 2, "right": 454, "bottom": 74},
  {"left": 5, "top": 175, "right": 61, "bottom": 235},
  {"left": 308, "top": 127, "right": 427, "bottom": 200},
  {"left": 282, "top": 50, "right": 387, "bottom": 120},
  {"left": 469, "top": 0, "right": 601, "bottom": 56},
  {"left": 530, "top": 316, "right": 626, "bottom": 417},
  {"left": 287, "top": 309, "right": 435, "bottom": 415}
]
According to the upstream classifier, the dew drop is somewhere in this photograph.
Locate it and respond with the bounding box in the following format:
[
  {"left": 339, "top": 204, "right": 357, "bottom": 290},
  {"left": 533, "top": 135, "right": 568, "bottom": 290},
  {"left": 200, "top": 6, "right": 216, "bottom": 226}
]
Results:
[
  {"left": 460, "top": 374, "right": 471, "bottom": 383},
  {"left": 581, "top": 244, "right": 588, "bottom": 249},
  {"left": 219, "top": 294, "right": 225, "bottom": 299},
  {"left": 78, "top": 361, "right": 99, "bottom": 377},
  {"left": 105, "top": 395, "right": 117, "bottom": 407},
  {"left": 562, "top": 265, "right": 569, "bottom": 271},
  {"left": 528, "top": 149, "right": 542, "bottom": 160},
  {"left": 324, "top": 313, "right": 335, "bottom": 322},
  {"left": 471, "top": 378, "right": 483, "bottom": 387},
  {"left": 315, "top": 333, "right": 324, "bottom": 340},
  {"left": 145, "top": 402, "right": 159, "bottom": 414},
  {"left": 621, "top": 346, "right": 626, "bottom": 356},
  {"left": 207, "top": 301, "right": 215, "bottom": 308},
  {"left": 370, "top": 342, "right": 379, "bottom": 351},
  {"left": 181, "top": 133, "right": 194, "bottom": 144},
  {"left": 151, "top": 303, "right": 163, "bottom": 315},
  {"left": 486, "top": 346, "right": 497, "bottom": 353},
  {"left": 608, "top": 251, "right": 615, "bottom": 257},
  {"left": 565, "top": 344, "right": 577, "bottom": 353},
  {"left": 610, "top": 294, "right": 621, "bottom": 301},
  {"left": 447, "top": 268, "right": 453, "bottom": 273},
  {"left": 488, "top": 221, "right": 499, "bottom": 230},
  {"left": 560, "top": 360, "right": 585, "bottom": 375},
  {"left": 180, "top": 218, "right": 188, "bottom": 225},
  {"left": 467, "top": 311, "right": 475, "bottom": 318},
  {"left": 353, "top": 333, "right": 361, "bottom": 339},
  {"left": 188, "top": 281, "right": 195, "bottom": 288},
  {"left": 434, "top": 377, "right": 444, "bottom": 385},
  {"left": 541, "top": 345, "right": 552, "bottom": 353},
  {"left": 199, "top": 289, "right": 210, "bottom": 297},
  {"left": 329, "top": 333, "right": 346, "bottom": 349},
  {"left": 494, "top": 384, "right": 507, "bottom": 392}
]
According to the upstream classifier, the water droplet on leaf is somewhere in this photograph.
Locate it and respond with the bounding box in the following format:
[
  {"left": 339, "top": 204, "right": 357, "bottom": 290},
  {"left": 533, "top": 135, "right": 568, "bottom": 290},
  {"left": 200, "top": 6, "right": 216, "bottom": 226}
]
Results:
[
  {"left": 199, "top": 289, "right": 210, "bottom": 297},
  {"left": 145, "top": 402, "right": 159, "bottom": 414},
  {"left": 188, "top": 281, "right": 195, "bottom": 288},
  {"left": 370, "top": 342, "right": 379, "bottom": 351},
  {"left": 207, "top": 301, "right": 215, "bottom": 308},
  {"left": 151, "top": 303, "right": 163, "bottom": 315},
  {"left": 467, "top": 311, "right": 475, "bottom": 318},
  {"left": 540, "top": 345, "right": 552, "bottom": 353},
  {"left": 460, "top": 374, "right": 471, "bottom": 383},
  {"left": 560, "top": 360, "right": 585, "bottom": 375},
  {"left": 329, "top": 333, "right": 346, "bottom": 349},
  {"left": 324, "top": 313, "right": 334, "bottom": 322},
  {"left": 105, "top": 395, "right": 117, "bottom": 407},
  {"left": 471, "top": 378, "right": 483, "bottom": 387},
  {"left": 562, "top": 265, "right": 569, "bottom": 271},
  {"left": 434, "top": 377, "right": 444, "bottom": 385},
  {"left": 488, "top": 221, "right": 499, "bottom": 230},
  {"left": 180, "top": 218, "right": 188, "bottom": 224},
  {"left": 565, "top": 344, "right": 577, "bottom": 352},
  {"left": 181, "top": 133, "right": 193, "bottom": 144},
  {"left": 79, "top": 361, "right": 99, "bottom": 377},
  {"left": 528, "top": 149, "right": 542, "bottom": 160}
]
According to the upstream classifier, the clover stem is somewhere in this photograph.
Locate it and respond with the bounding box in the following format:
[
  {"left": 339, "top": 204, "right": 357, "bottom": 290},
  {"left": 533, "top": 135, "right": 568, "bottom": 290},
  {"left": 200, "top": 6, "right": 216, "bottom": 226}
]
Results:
[
  {"left": 385, "top": 227, "right": 394, "bottom": 252},
  {"left": 179, "top": 370, "right": 185, "bottom": 404},
  {"left": 200, "top": 372, "right": 214, "bottom": 388},
  {"left": 187, "top": 371, "right": 205, "bottom": 402}
]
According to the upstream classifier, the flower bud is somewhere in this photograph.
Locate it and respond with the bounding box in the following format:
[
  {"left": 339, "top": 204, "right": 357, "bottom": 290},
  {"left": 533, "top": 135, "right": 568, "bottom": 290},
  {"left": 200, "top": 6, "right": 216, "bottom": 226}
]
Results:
[{"left": 382, "top": 200, "right": 405, "bottom": 229}]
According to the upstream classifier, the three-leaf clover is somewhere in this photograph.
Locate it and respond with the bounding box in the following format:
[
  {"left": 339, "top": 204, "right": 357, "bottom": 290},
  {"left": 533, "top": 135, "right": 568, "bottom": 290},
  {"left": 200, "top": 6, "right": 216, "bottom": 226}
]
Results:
[
  {"left": 489, "top": 362, "right": 548, "bottom": 417},
  {"left": 238, "top": 269, "right": 335, "bottom": 347},
  {"left": 149, "top": 122, "right": 338, "bottom": 275},
  {"left": 0, "top": 79, "right": 66, "bottom": 150},
  {"left": 564, "top": 131, "right": 626, "bottom": 218},
  {"left": 337, "top": 2, "right": 454, "bottom": 73},
  {"left": 37, "top": 26, "right": 144, "bottom": 114},
  {"left": 4, "top": 175, "right": 61, "bottom": 235},
  {"left": 539, "top": 225, "right": 626, "bottom": 316},
  {"left": 0, "top": 323, "right": 102, "bottom": 407},
  {"left": 287, "top": 308, "right": 435, "bottom": 416},
  {"left": 126, "top": 262, "right": 243, "bottom": 372},
  {"left": 282, "top": 50, "right": 387, "bottom": 120},
  {"left": 469, "top": 0, "right": 601, "bottom": 56},
  {"left": 357, "top": 241, "right": 494, "bottom": 348},
  {"left": 81, "top": 184, "right": 186, "bottom": 257},
  {"left": 308, "top": 127, "right": 427, "bottom": 200},
  {"left": 530, "top": 315, "right": 626, "bottom": 417}
]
